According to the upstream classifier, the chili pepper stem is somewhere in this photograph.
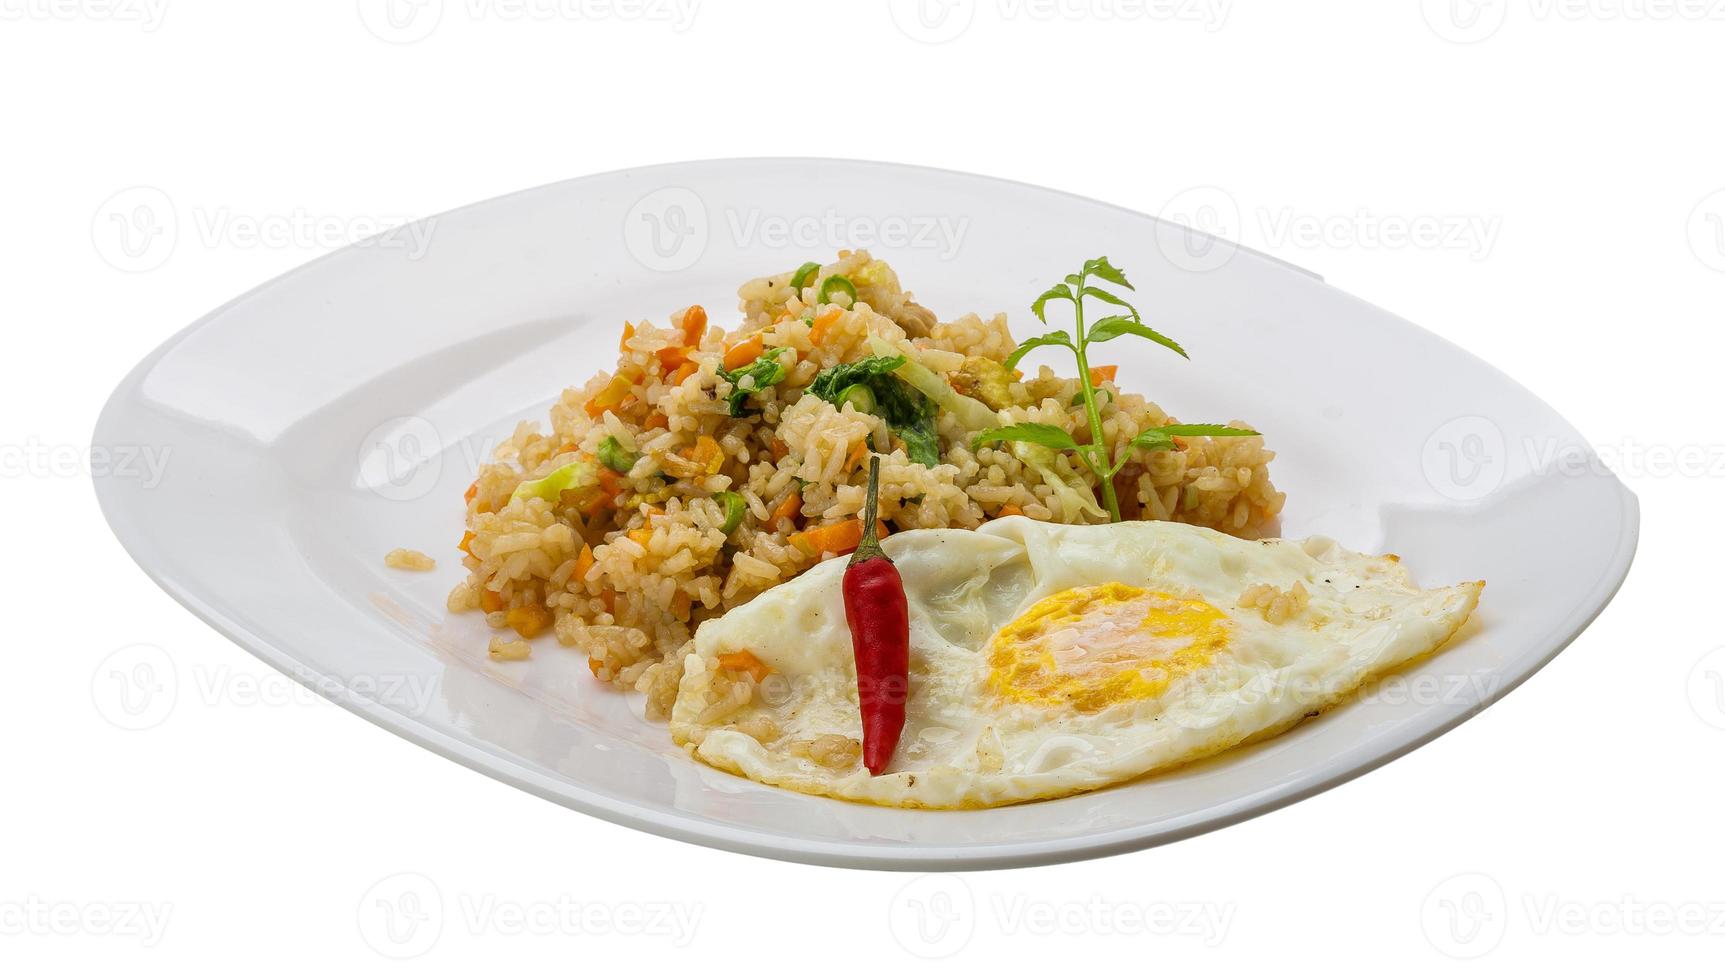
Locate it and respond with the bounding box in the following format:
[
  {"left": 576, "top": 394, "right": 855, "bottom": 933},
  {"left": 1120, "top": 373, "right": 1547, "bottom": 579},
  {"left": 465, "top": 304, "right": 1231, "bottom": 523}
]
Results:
[{"left": 850, "top": 455, "right": 887, "bottom": 565}]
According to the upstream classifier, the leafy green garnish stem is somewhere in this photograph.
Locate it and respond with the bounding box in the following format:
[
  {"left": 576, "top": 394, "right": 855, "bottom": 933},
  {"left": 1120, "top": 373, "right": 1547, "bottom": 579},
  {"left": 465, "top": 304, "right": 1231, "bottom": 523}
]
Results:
[{"left": 1066, "top": 281, "right": 1120, "bottom": 521}]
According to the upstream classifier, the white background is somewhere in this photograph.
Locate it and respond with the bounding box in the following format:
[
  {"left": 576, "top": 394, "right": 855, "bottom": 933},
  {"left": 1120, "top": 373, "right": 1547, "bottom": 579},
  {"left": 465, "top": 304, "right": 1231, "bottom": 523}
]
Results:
[{"left": 4, "top": 0, "right": 1721, "bottom": 973}]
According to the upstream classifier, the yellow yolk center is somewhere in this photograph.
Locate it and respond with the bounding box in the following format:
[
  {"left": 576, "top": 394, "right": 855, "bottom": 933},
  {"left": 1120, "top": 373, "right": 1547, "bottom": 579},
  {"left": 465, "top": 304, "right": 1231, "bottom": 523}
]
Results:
[{"left": 986, "top": 583, "right": 1230, "bottom": 711}]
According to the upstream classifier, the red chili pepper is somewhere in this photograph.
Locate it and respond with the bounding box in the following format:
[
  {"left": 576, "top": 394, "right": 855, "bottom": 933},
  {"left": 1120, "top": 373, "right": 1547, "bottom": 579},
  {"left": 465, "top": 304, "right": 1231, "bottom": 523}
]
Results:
[{"left": 842, "top": 455, "right": 909, "bottom": 776}]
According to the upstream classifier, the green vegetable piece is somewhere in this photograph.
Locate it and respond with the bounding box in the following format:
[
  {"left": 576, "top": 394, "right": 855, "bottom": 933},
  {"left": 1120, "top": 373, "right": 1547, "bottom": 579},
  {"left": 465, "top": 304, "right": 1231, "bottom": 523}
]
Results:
[
  {"left": 867, "top": 337, "right": 998, "bottom": 432},
  {"left": 596, "top": 435, "right": 640, "bottom": 473},
  {"left": 817, "top": 276, "right": 857, "bottom": 308},
  {"left": 808, "top": 353, "right": 941, "bottom": 467},
  {"left": 716, "top": 347, "right": 790, "bottom": 416},
  {"left": 807, "top": 354, "right": 906, "bottom": 402},
  {"left": 714, "top": 490, "right": 747, "bottom": 534},
  {"left": 789, "top": 261, "right": 821, "bottom": 291},
  {"left": 837, "top": 383, "right": 877, "bottom": 415},
  {"left": 510, "top": 459, "right": 596, "bottom": 503},
  {"left": 1016, "top": 443, "right": 1108, "bottom": 522}
]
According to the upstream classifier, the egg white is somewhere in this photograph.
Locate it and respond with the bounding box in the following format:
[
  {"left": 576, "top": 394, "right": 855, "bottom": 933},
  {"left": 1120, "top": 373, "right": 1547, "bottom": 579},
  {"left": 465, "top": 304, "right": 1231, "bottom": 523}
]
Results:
[{"left": 668, "top": 518, "right": 1482, "bottom": 809}]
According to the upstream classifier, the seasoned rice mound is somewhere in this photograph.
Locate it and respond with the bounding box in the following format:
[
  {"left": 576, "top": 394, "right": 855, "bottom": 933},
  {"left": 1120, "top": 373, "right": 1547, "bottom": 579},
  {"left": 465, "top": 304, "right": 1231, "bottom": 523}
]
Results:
[{"left": 450, "top": 251, "right": 1285, "bottom": 685}]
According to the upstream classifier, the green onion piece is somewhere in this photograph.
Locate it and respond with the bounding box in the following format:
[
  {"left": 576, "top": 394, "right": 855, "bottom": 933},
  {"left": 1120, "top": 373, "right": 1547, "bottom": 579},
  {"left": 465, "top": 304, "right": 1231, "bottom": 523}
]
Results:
[
  {"left": 837, "top": 383, "right": 877, "bottom": 415},
  {"left": 714, "top": 490, "right": 747, "bottom": 534},
  {"left": 596, "top": 435, "right": 640, "bottom": 473},
  {"left": 789, "top": 262, "right": 821, "bottom": 291},
  {"left": 817, "top": 276, "right": 857, "bottom": 308}
]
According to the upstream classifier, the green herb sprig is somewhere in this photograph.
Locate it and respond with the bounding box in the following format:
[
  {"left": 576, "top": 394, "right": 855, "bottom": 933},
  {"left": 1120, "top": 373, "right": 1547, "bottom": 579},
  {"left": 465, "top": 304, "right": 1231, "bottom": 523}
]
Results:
[{"left": 972, "top": 257, "right": 1257, "bottom": 522}]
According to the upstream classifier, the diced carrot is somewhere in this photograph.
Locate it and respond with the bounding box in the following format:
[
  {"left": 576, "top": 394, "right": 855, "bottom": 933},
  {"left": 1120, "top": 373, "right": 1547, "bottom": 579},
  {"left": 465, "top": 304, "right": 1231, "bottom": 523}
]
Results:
[
  {"left": 644, "top": 411, "right": 669, "bottom": 430},
  {"left": 669, "top": 361, "right": 699, "bottom": 385},
  {"left": 597, "top": 467, "right": 625, "bottom": 498},
  {"left": 618, "top": 321, "right": 634, "bottom": 353},
  {"left": 506, "top": 604, "right": 552, "bottom": 640},
  {"left": 572, "top": 543, "right": 594, "bottom": 583},
  {"left": 770, "top": 490, "right": 802, "bottom": 527},
  {"left": 690, "top": 435, "right": 724, "bottom": 474},
  {"left": 459, "top": 530, "right": 476, "bottom": 556},
  {"left": 557, "top": 443, "right": 577, "bottom": 455},
  {"left": 1171, "top": 436, "right": 1188, "bottom": 451},
  {"left": 770, "top": 438, "right": 790, "bottom": 462},
  {"left": 578, "top": 490, "right": 609, "bottom": 518},
  {"left": 809, "top": 307, "right": 844, "bottom": 345},
  {"left": 680, "top": 305, "right": 707, "bottom": 346},
  {"left": 789, "top": 518, "right": 890, "bottom": 557},
  {"left": 717, "top": 651, "right": 772, "bottom": 683},
  {"left": 600, "top": 590, "right": 617, "bottom": 614},
  {"left": 843, "top": 442, "right": 868, "bottom": 473},
  {"left": 1089, "top": 364, "right": 1118, "bottom": 385},
  {"left": 723, "top": 333, "right": 764, "bottom": 371},
  {"left": 480, "top": 589, "right": 504, "bottom": 613},
  {"left": 464, "top": 481, "right": 478, "bottom": 504},
  {"left": 997, "top": 504, "right": 1025, "bottom": 518},
  {"left": 657, "top": 346, "right": 691, "bottom": 372},
  {"left": 627, "top": 527, "right": 654, "bottom": 548}
]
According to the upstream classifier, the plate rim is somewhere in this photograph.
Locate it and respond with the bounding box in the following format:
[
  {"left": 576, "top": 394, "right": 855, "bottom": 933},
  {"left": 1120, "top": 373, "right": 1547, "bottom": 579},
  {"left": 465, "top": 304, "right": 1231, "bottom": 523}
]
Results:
[{"left": 92, "top": 156, "right": 1642, "bottom": 870}]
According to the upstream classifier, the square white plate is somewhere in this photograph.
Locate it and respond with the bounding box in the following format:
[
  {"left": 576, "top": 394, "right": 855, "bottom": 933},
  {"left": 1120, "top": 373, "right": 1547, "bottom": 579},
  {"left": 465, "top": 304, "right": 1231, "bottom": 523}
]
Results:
[{"left": 93, "top": 159, "right": 1637, "bottom": 869}]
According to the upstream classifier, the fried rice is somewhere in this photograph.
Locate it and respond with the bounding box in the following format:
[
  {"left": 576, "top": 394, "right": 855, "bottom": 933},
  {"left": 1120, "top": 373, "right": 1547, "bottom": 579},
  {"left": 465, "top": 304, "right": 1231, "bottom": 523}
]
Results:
[{"left": 446, "top": 251, "right": 1284, "bottom": 716}]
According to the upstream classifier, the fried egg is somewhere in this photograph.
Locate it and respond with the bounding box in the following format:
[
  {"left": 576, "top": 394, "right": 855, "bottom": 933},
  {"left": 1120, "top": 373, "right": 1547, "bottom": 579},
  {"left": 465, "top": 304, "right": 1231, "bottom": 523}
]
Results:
[{"left": 668, "top": 518, "right": 1482, "bottom": 808}]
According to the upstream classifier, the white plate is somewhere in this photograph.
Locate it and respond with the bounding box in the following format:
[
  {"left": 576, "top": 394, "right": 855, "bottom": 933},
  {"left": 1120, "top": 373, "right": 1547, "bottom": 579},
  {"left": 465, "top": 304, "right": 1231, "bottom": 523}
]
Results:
[{"left": 93, "top": 159, "right": 1637, "bottom": 870}]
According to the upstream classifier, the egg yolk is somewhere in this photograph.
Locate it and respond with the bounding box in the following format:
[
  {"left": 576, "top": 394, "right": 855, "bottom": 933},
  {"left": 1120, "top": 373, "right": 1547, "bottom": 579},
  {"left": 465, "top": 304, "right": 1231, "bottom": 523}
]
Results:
[{"left": 986, "top": 583, "right": 1230, "bottom": 711}]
